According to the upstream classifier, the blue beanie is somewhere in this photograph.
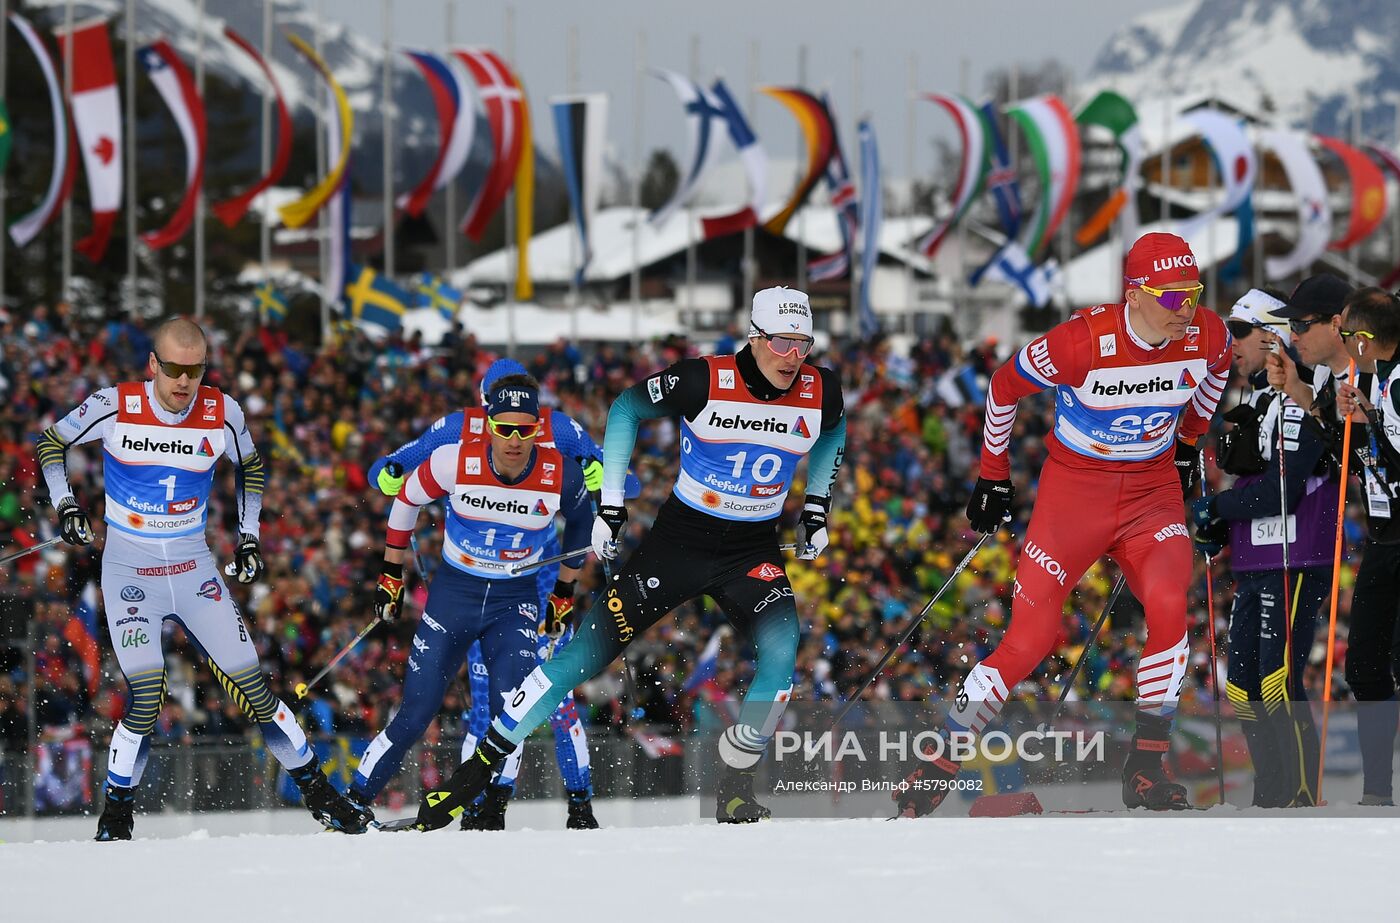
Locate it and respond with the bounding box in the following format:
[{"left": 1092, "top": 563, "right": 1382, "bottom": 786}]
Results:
[{"left": 480, "top": 358, "right": 529, "bottom": 403}]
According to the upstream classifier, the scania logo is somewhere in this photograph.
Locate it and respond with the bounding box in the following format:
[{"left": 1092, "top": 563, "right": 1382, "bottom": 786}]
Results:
[{"left": 1090, "top": 378, "right": 1174, "bottom": 397}]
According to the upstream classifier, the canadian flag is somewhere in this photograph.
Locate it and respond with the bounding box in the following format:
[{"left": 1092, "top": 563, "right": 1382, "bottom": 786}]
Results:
[{"left": 55, "top": 18, "right": 122, "bottom": 263}]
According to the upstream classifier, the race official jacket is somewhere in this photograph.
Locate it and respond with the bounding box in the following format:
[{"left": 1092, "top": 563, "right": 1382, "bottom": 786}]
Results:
[
  {"left": 598, "top": 345, "right": 847, "bottom": 525},
  {"left": 1348, "top": 361, "right": 1400, "bottom": 544},
  {"left": 38, "top": 381, "right": 265, "bottom": 541},
  {"left": 386, "top": 441, "right": 592, "bottom": 578},
  {"left": 981, "top": 302, "right": 1231, "bottom": 479},
  {"left": 1213, "top": 373, "right": 1338, "bottom": 571}
]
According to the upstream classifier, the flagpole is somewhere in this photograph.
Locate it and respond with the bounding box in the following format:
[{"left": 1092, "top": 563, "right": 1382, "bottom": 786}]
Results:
[
  {"left": 630, "top": 29, "right": 644, "bottom": 342},
  {"left": 61, "top": 0, "right": 73, "bottom": 305},
  {"left": 1394, "top": 106, "right": 1400, "bottom": 275},
  {"left": 0, "top": 0, "right": 7, "bottom": 315},
  {"left": 1206, "top": 82, "right": 1218, "bottom": 310},
  {"left": 444, "top": 1, "right": 456, "bottom": 275},
  {"left": 194, "top": 0, "right": 205, "bottom": 318},
  {"left": 685, "top": 34, "right": 698, "bottom": 323},
  {"left": 1060, "top": 70, "right": 1074, "bottom": 318},
  {"left": 567, "top": 22, "right": 579, "bottom": 340},
  {"left": 905, "top": 51, "right": 916, "bottom": 332},
  {"left": 957, "top": 56, "right": 969, "bottom": 340},
  {"left": 1349, "top": 86, "right": 1360, "bottom": 286},
  {"left": 502, "top": 4, "right": 517, "bottom": 356},
  {"left": 259, "top": 0, "right": 271, "bottom": 279},
  {"left": 381, "top": 0, "right": 394, "bottom": 279},
  {"left": 849, "top": 48, "right": 861, "bottom": 343},
  {"left": 795, "top": 43, "right": 807, "bottom": 292},
  {"left": 315, "top": 0, "right": 330, "bottom": 343},
  {"left": 126, "top": 0, "right": 138, "bottom": 317},
  {"left": 744, "top": 38, "right": 757, "bottom": 314}
]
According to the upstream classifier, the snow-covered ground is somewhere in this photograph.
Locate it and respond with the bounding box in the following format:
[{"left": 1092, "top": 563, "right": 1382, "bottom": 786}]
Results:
[{"left": 3, "top": 796, "right": 1397, "bottom": 922}]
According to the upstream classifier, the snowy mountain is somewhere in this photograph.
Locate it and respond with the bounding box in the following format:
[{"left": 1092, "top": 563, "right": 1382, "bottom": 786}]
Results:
[{"left": 1088, "top": 0, "right": 1400, "bottom": 141}]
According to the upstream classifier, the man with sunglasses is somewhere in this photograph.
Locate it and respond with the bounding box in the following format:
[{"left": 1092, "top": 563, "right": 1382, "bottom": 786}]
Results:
[
  {"left": 897, "top": 232, "right": 1232, "bottom": 816},
  {"left": 1274, "top": 287, "right": 1400, "bottom": 804},
  {"left": 348, "top": 374, "right": 594, "bottom": 816},
  {"left": 403, "top": 287, "right": 846, "bottom": 829},
  {"left": 35, "top": 316, "right": 372, "bottom": 838},
  {"left": 1190, "top": 288, "right": 1335, "bottom": 807},
  {"left": 365, "top": 358, "right": 635, "bottom": 830}
]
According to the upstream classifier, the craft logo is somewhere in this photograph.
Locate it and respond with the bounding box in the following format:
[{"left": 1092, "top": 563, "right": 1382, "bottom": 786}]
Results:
[
  {"left": 748, "top": 563, "right": 784, "bottom": 582},
  {"left": 120, "top": 585, "right": 146, "bottom": 602},
  {"left": 197, "top": 579, "right": 222, "bottom": 602}
]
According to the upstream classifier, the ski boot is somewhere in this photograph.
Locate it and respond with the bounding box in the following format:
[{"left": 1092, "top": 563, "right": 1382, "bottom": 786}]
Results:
[
  {"left": 290, "top": 755, "right": 375, "bottom": 833},
  {"left": 566, "top": 790, "right": 599, "bottom": 829},
  {"left": 893, "top": 745, "right": 960, "bottom": 818},
  {"left": 94, "top": 783, "right": 137, "bottom": 841},
  {"left": 411, "top": 727, "right": 515, "bottom": 831},
  {"left": 1121, "top": 712, "right": 1191, "bottom": 811},
  {"left": 460, "top": 784, "right": 510, "bottom": 831},
  {"left": 715, "top": 764, "right": 771, "bottom": 823}
]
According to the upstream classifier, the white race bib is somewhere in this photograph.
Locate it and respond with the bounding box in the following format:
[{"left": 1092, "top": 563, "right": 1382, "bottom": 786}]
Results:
[{"left": 1249, "top": 515, "right": 1297, "bottom": 546}]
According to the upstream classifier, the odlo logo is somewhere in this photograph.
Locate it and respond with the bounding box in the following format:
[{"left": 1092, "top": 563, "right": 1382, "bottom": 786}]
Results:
[
  {"left": 121, "top": 627, "right": 149, "bottom": 648},
  {"left": 1023, "top": 540, "right": 1067, "bottom": 586}
]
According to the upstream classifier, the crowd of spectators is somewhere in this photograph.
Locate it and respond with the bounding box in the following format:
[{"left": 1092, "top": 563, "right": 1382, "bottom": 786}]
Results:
[{"left": 0, "top": 303, "right": 1365, "bottom": 790}]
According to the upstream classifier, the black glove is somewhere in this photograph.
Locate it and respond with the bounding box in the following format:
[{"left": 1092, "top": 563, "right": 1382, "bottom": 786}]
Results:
[
  {"left": 592, "top": 504, "right": 628, "bottom": 560},
  {"left": 232, "top": 533, "right": 265, "bottom": 585},
  {"left": 1174, "top": 439, "right": 1201, "bottom": 495},
  {"left": 794, "top": 496, "right": 830, "bottom": 561},
  {"left": 375, "top": 561, "right": 406, "bottom": 622},
  {"left": 544, "top": 580, "right": 576, "bottom": 639},
  {"left": 966, "top": 478, "right": 1015, "bottom": 533},
  {"left": 1190, "top": 496, "right": 1228, "bottom": 557},
  {"left": 56, "top": 497, "right": 94, "bottom": 546}
]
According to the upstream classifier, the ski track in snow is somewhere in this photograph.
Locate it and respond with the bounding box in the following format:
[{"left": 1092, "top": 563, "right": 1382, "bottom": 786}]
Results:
[{"left": 2, "top": 797, "right": 1398, "bottom": 921}]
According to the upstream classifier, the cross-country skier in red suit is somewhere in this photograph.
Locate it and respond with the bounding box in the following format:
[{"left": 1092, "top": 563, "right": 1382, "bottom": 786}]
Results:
[{"left": 897, "top": 232, "right": 1231, "bottom": 815}]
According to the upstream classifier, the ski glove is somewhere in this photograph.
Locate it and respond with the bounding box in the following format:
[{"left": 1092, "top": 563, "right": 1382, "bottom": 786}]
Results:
[
  {"left": 375, "top": 561, "right": 406, "bottom": 622},
  {"left": 1190, "top": 496, "right": 1228, "bottom": 557},
  {"left": 56, "top": 497, "right": 94, "bottom": 546},
  {"left": 966, "top": 478, "right": 1015, "bottom": 533},
  {"left": 1174, "top": 439, "right": 1201, "bottom": 495},
  {"left": 377, "top": 461, "right": 406, "bottom": 497},
  {"left": 592, "top": 504, "right": 628, "bottom": 561},
  {"left": 232, "top": 534, "right": 266, "bottom": 585},
  {"left": 581, "top": 458, "right": 605, "bottom": 493},
  {"left": 794, "top": 496, "right": 830, "bottom": 561},
  {"left": 544, "top": 580, "right": 576, "bottom": 639}
]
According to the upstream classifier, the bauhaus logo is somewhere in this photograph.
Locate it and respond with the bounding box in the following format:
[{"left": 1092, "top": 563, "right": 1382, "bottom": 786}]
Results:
[{"left": 1090, "top": 378, "right": 1174, "bottom": 397}]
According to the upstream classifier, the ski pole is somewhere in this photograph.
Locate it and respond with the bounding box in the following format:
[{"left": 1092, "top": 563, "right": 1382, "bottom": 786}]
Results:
[
  {"left": 294, "top": 616, "right": 382, "bottom": 699},
  {"left": 1039, "top": 573, "right": 1127, "bottom": 733},
  {"left": 1318, "top": 360, "right": 1357, "bottom": 799},
  {"left": 1198, "top": 450, "right": 1226, "bottom": 806},
  {"left": 506, "top": 546, "right": 593, "bottom": 576},
  {"left": 831, "top": 532, "right": 992, "bottom": 728},
  {"left": 0, "top": 537, "right": 63, "bottom": 567},
  {"left": 408, "top": 531, "right": 429, "bottom": 582}
]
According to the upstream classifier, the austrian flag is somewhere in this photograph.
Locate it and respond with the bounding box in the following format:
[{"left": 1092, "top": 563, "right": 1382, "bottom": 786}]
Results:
[{"left": 56, "top": 18, "right": 122, "bottom": 262}]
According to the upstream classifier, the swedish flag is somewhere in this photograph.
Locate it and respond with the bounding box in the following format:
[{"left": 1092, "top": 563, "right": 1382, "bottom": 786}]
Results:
[
  {"left": 345, "top": 263, "right": 410, "bottom": 331},
  {"left": 413, "top": 272, "right": 463, "bottom": 322},
  {"left": 255, "top": 282, "right": 288, "bottom": 325}
]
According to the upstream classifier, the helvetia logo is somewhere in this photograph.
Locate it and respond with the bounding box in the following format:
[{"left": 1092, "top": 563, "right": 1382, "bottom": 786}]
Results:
[
  {"left": 1090, "top": 378, "right": 1174, "bottom": 397},
  {"left": 458, "top": 493, "right": 530, "bottom": 516},
  {"left": 121, "top": 434, "right": 196, "bottom": 454},
  {"left": 1177, "top": 369, "right": 1198, "bottom": 390},
  {"left": 196, "top": 437, "right": 214, "bottom": 457},
  {"left": 706, "top": 411, "right": 803, "bottom": 435},
  {"left": 791, "top": 416, "right": 811, "bottom": 439},
  {"left": 532, "top": 499, "right": 550, "bottom": 515}
]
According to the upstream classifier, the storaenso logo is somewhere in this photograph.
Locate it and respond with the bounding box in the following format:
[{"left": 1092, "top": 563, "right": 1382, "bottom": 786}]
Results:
[
  {"left": 121, "top": 434, "right": 195, "bottom": 454},
  {"left": 458, "top": 493, "right": 530, "bottom": 516},
  {"left": 1090, "top": 378, "right": 1174, "bottom": 397},
  {"left": 707, "top": 412, "right": 793, "bottom": 433}
]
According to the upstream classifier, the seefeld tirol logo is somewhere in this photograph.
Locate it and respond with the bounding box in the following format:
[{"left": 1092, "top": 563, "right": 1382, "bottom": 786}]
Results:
[{"left": 707, "top": 411, "right": 811, "bottom": 438}]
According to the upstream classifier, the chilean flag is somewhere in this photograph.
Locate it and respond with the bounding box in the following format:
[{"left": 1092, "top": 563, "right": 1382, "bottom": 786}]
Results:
[{"left": 56, "top": 18, "right": 122, "bottom": 263}]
